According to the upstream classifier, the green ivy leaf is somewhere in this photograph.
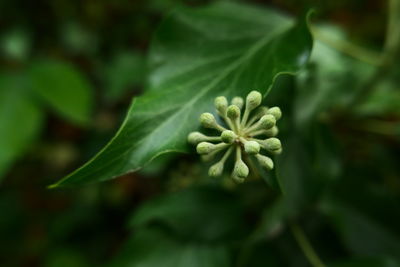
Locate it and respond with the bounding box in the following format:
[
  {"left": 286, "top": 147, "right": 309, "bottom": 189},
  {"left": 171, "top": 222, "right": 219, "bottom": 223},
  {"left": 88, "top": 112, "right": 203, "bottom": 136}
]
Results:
[
  {"left": 355, "top": 79, "right": 400, "bottom": 116},
  {"left": 52, "top": 2, "right": 313, "bottom": 186},
  {"left": 108, "top": 226, "right": 231, "bottom": 267},
  {"left": 29, "top": 59, "right": 93, "bottom": 125},
  {"left": 0, "top": 74, "right": 43, "bottom": 181},
  {"left": 130, "top": 186, "right": 245, "bottom": 242},
  {"left": 320, "top": 199, "right": 400, "bottom": 261},
  {"left": 295, "top": 24, "right": 375, "bottom": 126},
  {"left": 328, "top": 257, "right": 400, "bottom": 267}
]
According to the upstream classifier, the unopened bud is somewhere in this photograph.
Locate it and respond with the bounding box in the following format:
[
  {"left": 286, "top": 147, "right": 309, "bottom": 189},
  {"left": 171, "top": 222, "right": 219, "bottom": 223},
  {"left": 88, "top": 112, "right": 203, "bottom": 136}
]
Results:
[
  {"left": 233, "top": 159, "right": 249, "bottom": 179},
  {"left": 231, "top": 97, "right": 244, "bottom": 109},
  {"left": 214, "top": 96, "right": 228, "bottom": 115},
  {"left": 227, "top": 105, "right": 240, "bottom": 120},
  {"left": 254, "top": 106, "right": 269, "bottom": 118},
  {"left": 265, "top": 126, "right": 279, "bottom": 137},
  {"left": 200, "top": 112, "right": 218, "bottom": 129},
  {"left": 196, "top": 142, "right": 215, "bottom": 154},
  {"left": 201, "top": 153, "right": 215, "bottom": 162},
  {"left": 187, "top": 131, "right": 207, "bottom": 145},
  {"left": 264, "top": 138, "right": 281, "bottom": 152},
  {"left": 246, "top": 91, "right": 262, "bottom": 111},
  {"left": 244, "top": 140, "right": 260, "bottom": 155},
  {"left": 267, "top": 107, "right": 282, "bottom": 120},
  {"left": 221, "top": 130, "right": 236, "bottom": 144},
  {"left": 270, "top": 147, "right": 282, "bottom": 155},
  {"left": 255, "top": 154, "right": 274, "bottom": 170},
  {"left": 208, "top": 161, "right": 224, "bottom": 177},
  {"left": 259, "top": 114, "right": 276, "bottom": 130},
  {"left": 232, "top": 175, "right": 245, "bottom": 183}
]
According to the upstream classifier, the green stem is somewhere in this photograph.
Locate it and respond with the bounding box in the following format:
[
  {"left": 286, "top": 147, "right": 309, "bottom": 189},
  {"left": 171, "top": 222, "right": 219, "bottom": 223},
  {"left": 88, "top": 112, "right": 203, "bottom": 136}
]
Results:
[
  {"left": 201, "top": 143, "right": 229, "bottom": 162},
  {"left": 236, "top": 144, "right": 242, "bottom": 161},
  {"left": 221, "top": 113, "right": 236, "bottom": 131},
  {"left": 347, "top": 0, "right": 400, "bottom": 108},
  {"left": 241, "top": 107, "right": 250, "bottom": 127},
  {"left": 215, "top": 124, "right": 228, "bottom": 132},
  {"left": 214, "top": 142, "right": 230, "bottom": 151},
  {"left": 220, "top": 146, "right": 233, "bottom": 163},
  {"left": 231, "top": 117, "right": 241, "bottom": 134},
  {"left": 311, "top": 25, "right": 381, "bottom": 66},
  {"left": 243, "top": 121, "right": 261, "bottom": 134},
  {"left": 205, "top": 136, "right": 222, "bottom": 142},
  {"left": 233, "top": 162, "right": 326, "bottom": 267},
  {"left": 245, "top": 156, "right": 261, "bottom": 180},
  {"left": 290, "top": 223, "right": 326, "bottom": 267},
  {"left": 246, "top": 116, "right": 258, "bottom": 128},
  {"left": 248, "top": 129, "right": 268, "bottom": 137},
  {"left": 384, "top": 0, "right": 400, "bottom": 57}
]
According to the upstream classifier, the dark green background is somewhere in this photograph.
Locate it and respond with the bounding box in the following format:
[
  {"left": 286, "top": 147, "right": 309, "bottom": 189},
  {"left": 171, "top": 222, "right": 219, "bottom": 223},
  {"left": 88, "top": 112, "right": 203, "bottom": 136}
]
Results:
[{"left": 1, "top": 0, "right": 399, "bottom": 266}]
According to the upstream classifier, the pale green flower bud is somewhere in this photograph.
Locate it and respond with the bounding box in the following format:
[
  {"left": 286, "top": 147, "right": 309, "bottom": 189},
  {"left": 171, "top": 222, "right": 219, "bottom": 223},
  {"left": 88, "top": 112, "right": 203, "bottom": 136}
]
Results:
[
  {"left": 200, "top": 112, "right": 218, "bottom": 129},
  {"left": 267, "top": 107, "right": 282, "bottom": 120},
  {"left": 232, "top": 175, "right": 245, "bottom": 183},
  {"left": 221, "top": 130, "right": 236, "bottom": 144},
  {"left": 254, "top": 106, "right": 269, "bottom": 118},
  {"left": 255, "top": 154, "right": 274, "bottom": 171},
  {"left": 189, "top": 92, "right": 282, "bottom": 182},
  {"left": 231, "top": 97, "right": 244, "bottom": 109},
  {"left": 227, "top": 105, "right": 240, "bottom": 120},
  {"left": 233, "top": 159, "right": 249, "bottom": 179},
  {"left": 270, "top": 147, "right": 282, "bottom": 155},
  {"left": 208, "top": 161, "right": 224, "bottom": 177},
  {"left": 201, "top": 153, "right": 215, "bottom": 162},
  {"left": 214, "top": 96, "right": 228, "bottom": 115},
  {"left": 246, "top": 91, "right": 262, "bottom": 111},
  {"left": 264, "top": 138, "right": 281, "bottom": 152},
  {"left": 259, "top": 114, "right": 276, "bottom": 130},
  {"left": 245, "top": 106, "right": 269, "bottom": 126},
  {"left": 196, "top": 142, "right": 215, "bottom": 154},
  {"left": 187, "top": 131, "right": 207, "bottom": 145},
  {"left": 265, "top": 126, "right": 279, "bottom": 137},
  {"left": 244, "top": 140, "right": 260, "bottom": 155}
]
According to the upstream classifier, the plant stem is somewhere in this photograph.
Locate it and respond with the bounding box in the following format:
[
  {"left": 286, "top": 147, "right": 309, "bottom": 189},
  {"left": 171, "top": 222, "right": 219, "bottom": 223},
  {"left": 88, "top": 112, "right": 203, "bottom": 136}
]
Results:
[
  {"left": 311, "top": 26, "right": 381, "bottom": 66},
  {"left": 384, "top": 0, "right": 400, "bottom": 58},
  {"left": 205, "top": 136, "right": 222, "bottom": 142},
  {"left": 221, "top": 113, "right": 236, "bottom": 131},
  {"left": 290, "top": 222, "right": 326, "bottom": 267},
  {"left": 236, "top": 144, "right": 242, "bottom": 161},
  {"left": 234, "top": 164, "right": 326, "bottom": 267},
  {"left": 354, "top": 119, "right": 399, "bottom": 136},
  {"left": 241, "top": 107, "right": 250, "bottom": 127},
  {"left": 347, "top": 0, "right": 400, "bottom": 108},
  {"left": 245, "top": 156, "right": 261, "bottom": 180},
  {"left": 220, "top": 146, "right": 233, "bottom": 163}
]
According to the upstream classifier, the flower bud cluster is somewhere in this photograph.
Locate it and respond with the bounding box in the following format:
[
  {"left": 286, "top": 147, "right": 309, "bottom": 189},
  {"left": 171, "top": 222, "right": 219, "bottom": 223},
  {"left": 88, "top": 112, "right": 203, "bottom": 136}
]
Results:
[{"left": 187, "top": 90, "right": 282, "bottom": 182}]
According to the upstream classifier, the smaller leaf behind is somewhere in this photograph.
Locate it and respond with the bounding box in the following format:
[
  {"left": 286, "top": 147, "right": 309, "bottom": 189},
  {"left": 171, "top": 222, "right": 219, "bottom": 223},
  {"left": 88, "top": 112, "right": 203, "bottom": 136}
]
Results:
[
  {"left": 29, "top": 59, "right": 93, "bottom": 125},
  {"left": 0, "top": 74, "right": 43, "bottom": 181},
  {"left": 108, "top": 226, "right": 231, "bottom": 267},
  {"left": 320, "top": 198, "right": 400, "bottom": 261},
  {"left": 130, "top": 186, "right": 245, "bottom": 242}
]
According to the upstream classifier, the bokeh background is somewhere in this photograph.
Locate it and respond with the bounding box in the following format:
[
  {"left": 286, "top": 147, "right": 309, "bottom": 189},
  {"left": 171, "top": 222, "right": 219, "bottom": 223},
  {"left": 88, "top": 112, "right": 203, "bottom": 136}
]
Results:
[{"left": 1, "top": 0, "right": 399, "bottom": 266}]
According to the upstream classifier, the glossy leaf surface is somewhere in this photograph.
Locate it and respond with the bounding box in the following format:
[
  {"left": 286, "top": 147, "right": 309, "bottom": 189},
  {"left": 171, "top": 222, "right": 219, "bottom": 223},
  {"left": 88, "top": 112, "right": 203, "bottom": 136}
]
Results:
[
  {"left": 53, "top": 2, "right": 313, "bottom": 186},
  {"left": 29, "top": 60, "right": 93, "bottom": 125}
]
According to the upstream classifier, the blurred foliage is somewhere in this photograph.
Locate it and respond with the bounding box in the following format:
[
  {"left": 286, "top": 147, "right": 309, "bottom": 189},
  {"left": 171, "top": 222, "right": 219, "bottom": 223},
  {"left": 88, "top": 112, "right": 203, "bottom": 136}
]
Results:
[{"left": 1, "top": 0, "right": 400, "bottom": 267}]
